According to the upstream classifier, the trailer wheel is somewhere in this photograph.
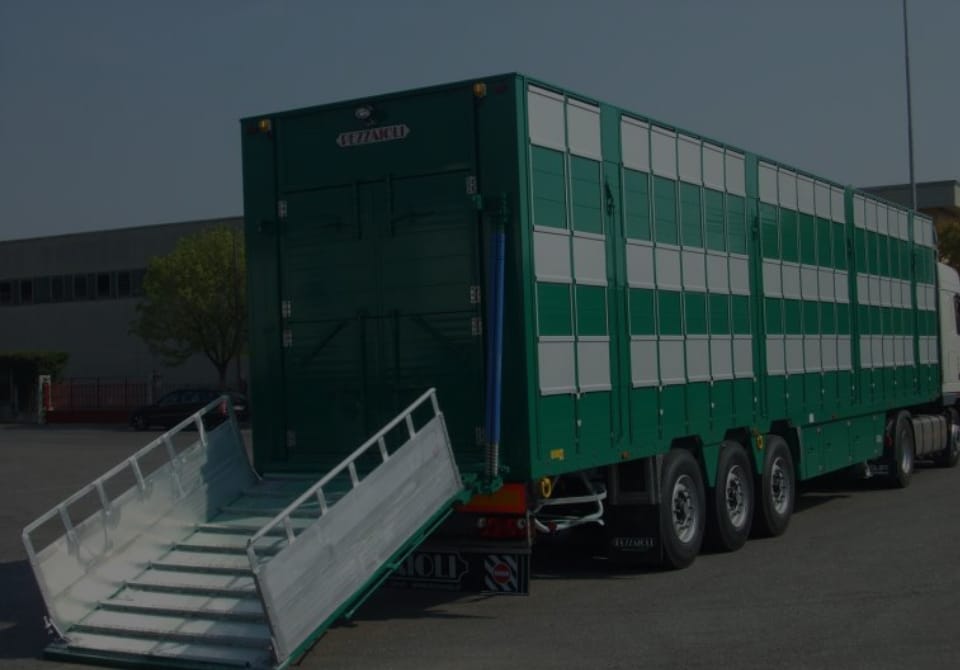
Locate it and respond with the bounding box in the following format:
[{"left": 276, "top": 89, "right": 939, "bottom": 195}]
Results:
[
  {"left": 935, "top": 407, "right": 960, "bottom": 468},
  {"left": 889, "top": 412, "right": 915, "bottom": 488},
  {"left": 706, "top": 442, "right": 754, "bottom": 551},
  {"left": 659, "top": 449, "right": 705, "bottom": 569},
  {"left": 753, "top": 435, "right": 795, "bottom": 537}
]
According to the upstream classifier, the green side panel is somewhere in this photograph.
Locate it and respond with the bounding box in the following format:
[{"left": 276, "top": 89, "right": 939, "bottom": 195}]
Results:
[
  {"left": 727, "top": 195, "right": 747, "bottom": 254},
  {"left": 760, "top": 203, "right": 779, "bottom": 259},
  {"left": 712, "top": 380, "right": 735, "bottom": 429},
  {"left": 709, "top": 294, "right": 731, "bottom": 334},
  {"left": 538, "top": 394, "right": 576, "bottom": 462},
  {"left": 784, "top": 300, "right": 802, "bottom": 334},
  {"left": 623, "top": 169, "right": 651, "bottom": 241},
  {"left": 570, "top": 156, "right": 603, "bottom": 233},
  {"left": 821, "top": 303, "right": 836, "bottom": 334},
  {"left": 578, "top": 392, "right": 613, "bottom": 457},
  {"left": 537, "top": 282, "right": 573, "bottom": 336},
  {"left": 803, "top": 300, "right": 819, "bottom": 334},
  {"left": 821, "top": 371, "right": 838, "bottom": 413},
  {"left": 658, "top": 290, "right": 683, "bottom": 335},
  {"left": 732, "top": 378, "right": 755, "bottom": 426},
  {"left": 630, "top": 387, "right": 659, "bottom": 452},
  {"left": 531, "top": 146, "right": 567, "bottom": 229},
  {"left": 629, "top": 288, "right": 656, "bottom": 335},
  {"left": 787, "top": 375, "right": 804, "bottom": 416},
  {"left": 780, "top": 209, "right": 799, "bottom": 263},
  {"left": 687, "top": 383, "right": 711, "bottom": 436},
  {"left": 732, "top": 295, "right": 751, "bottom": 334},
  {"left": 660, "top": 385, "right": 686, "bottom": 437},
  {"left": 801, "top": 426, "right": 822, "bottom": 480},
  {"left": 833, "top": 222, "right": 847, "bottom": 269},
  {"left": 684, "top": 292, "right": 708, "bottom": 334},
  {"left": 817, "top": 217, "right": 832, "bottom": 267},
  {"left": 576, "top": 285, "right": 607, "bottom": 336},
  {"left": 799, "top": 213, "right": 816, "bottom": 265},
  {"left": 804, "top": 373, "right": 822, "bottom": 414},
  {"left": 821, "top": 422, "right": 851, "bottom": 474},
  {"left": 242, "top": 122, "right": 284, "bottom": 469},
  {"left": 680, "top": 183, "right": 703, "bottom": 247},
  {"left": 704, "top": 188, "right": 726, "bottom": 252},
  {"left": 767, "top": 375, "right": 787, "bottom": 420},
  {"left": 765, "top": 298, "right": 783, "bottom": 334},
  {"left": 653, "top": 177, "right": 678, "bottom": 245},
  {"left": 838, "top": 370, "right": 854, "bottom": 408}
]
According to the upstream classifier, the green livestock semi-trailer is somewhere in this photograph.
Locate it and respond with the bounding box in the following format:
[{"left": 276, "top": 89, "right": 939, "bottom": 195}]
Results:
[
  {"left": 21, "top": 73, "right": 960, "bottom": 670},
  {"left": 240, "top": 73, "right": 960, "bottom": 583}
]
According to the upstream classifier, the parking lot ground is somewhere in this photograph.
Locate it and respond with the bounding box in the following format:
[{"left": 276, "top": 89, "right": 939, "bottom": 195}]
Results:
[{"left": 3, "top": 424, "right": 960, "bottom": 670}]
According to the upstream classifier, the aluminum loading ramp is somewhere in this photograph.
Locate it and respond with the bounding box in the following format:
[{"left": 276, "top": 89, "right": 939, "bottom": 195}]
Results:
[{"left": 23, "top": 390, "right": 466, "bottom": 669}]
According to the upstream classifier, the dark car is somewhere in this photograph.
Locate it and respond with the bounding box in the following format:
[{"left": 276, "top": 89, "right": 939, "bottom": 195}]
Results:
[{"left": 130, "top": 389, "right": 249, "bottom": 430}]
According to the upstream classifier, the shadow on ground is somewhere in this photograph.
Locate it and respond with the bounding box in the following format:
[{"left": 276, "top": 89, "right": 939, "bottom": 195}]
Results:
[{"left": 0, "top": 560, "right": 49, "bottom": 660}]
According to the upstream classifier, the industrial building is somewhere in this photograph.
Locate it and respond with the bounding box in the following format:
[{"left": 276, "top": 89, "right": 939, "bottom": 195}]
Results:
[{"left": 0, "top": 217, "right": 242, "bottom": 419}]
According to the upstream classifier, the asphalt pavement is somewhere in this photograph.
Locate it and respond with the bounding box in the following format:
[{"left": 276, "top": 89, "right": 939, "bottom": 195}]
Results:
[{"left": 2, "top": 424, "right": 959, "bottom": 670}]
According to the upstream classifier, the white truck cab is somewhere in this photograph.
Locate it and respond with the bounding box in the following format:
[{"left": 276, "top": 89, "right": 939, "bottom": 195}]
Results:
[{"left": 938, "top": 262, "right": 960, "bottom": 403}]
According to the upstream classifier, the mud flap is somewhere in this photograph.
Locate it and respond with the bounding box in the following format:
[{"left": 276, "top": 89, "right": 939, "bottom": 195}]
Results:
[
  {"left": 604, "top": 504, "right": 663, "bottom": 566},
  {"left": 387, "top": 545, "right": 530, "bottom": 594}
]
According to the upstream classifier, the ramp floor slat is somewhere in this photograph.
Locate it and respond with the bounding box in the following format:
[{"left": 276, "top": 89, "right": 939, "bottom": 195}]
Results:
[
  {"left": 102, "top": 589, "right": 265, "bottom": 619},
  {"left": 61, "top": 631, "right": 271, "bottom": 668},
  {"left": 153, "top": 550, "right": 252, "bottom": 574},
  {"left": 130, "top": 569, "right": 257, "bottom": 596},
  {"left": 79, "top": 610, "right": 271, "bottom": 647},
  {"left": 177, "top": 530, "right": 284, "bottom": 553}
]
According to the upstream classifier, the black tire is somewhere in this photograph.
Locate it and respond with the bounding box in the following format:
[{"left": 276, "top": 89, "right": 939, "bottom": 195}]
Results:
[
  {"left": 889, "top": 411, "right": 915, "bottom": 488},
  {"left": 659, "top": 449, "right": 706, "bottom": 569},
  {"left": 706, "top": 442, "right": 754, "bottom": 552},
  {"left": 935, "top": 407, "right": 960, "bottom": 468},
  {"left": 753, "top": 435, "right": 795, "bottom": 538},
  {"left": 132, "top": 414, "right": 147, "bottom": 431}
]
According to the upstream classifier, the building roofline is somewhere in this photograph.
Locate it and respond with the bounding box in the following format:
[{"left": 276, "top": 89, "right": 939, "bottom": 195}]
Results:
[{"left": 0, "top": 216, "right": 243, "bottom": 246}]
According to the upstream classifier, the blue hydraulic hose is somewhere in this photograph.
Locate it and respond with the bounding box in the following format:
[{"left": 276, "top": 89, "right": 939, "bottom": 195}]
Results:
[{"left": 484, "top": 229, "right": 506, "bottom": 480}]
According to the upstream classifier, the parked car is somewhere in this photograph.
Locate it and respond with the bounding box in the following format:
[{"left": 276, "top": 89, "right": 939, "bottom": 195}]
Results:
[{"left": 130, "top": 389, "right": 249, "bottom": 430}]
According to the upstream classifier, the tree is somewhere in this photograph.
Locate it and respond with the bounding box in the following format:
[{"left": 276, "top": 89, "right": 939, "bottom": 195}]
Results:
[
  {"left": 935, "top": 216, "right": 960, "bottom": 275},
  {"left": 131, "top": 226, "right": 246, "bottom": 389}
]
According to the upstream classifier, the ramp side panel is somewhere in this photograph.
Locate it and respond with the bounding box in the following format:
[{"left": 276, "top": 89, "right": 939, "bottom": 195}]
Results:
[
  {"left": 256, "top": 416, "right": 462, "bottom": 662},
  {"left": 31, "top": 423, "right": 256, "bottom": 630}
]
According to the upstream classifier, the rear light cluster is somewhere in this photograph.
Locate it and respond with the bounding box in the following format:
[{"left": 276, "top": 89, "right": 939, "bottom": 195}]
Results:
[{"left": 476, "top": 516, "right": 527, "bottom": 540}]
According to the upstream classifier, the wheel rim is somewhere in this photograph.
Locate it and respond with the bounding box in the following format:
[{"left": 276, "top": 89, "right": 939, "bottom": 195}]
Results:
[
  {"left": 770, "top": 457, "right": 791, "bottom": 516},
  {"left": 725, "top": 465, "right": 748, "bottom": 529},
  {"left": 671, "top": 474, "right": 698, "bottom": 543},
  {"left": 900, "top": 430, "right": 914, "bottom": 475},
  {"left": 950, "top": 421, "right": 960, "bottom": 456}
]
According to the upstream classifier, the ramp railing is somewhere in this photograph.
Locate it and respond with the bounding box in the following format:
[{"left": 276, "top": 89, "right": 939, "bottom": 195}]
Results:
[
  {"left": 246, "top": 388, "right": 465, "bottom": 666},
  {"left": 22, "top": 396, "right": 256, "bottom": 636}
]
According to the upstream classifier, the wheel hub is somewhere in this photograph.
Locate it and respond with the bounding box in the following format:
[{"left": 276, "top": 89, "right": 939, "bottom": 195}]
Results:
[
  {"left": 725, "top": 465, "right": 748, "bottom": 528},
  {"left": 672, "top": 475, "right": 698, "bottom": 543},
  {"left": 770, "top": 457, "right": 790, "bottom": 515}
]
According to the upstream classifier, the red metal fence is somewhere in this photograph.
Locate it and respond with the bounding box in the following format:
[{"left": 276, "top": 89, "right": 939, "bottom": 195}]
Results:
[{"left": 49, "top": 378, "right": 151, "bottom": 411}]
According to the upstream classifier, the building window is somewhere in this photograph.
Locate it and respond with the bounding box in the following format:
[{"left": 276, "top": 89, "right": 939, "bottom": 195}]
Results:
[
  {"left": 97, "top": 272, "right": 112, "bottom": 299},
  {"left": 34, "top": 277, "right": 51, "bottom": 303},
  {"left": 0, "top": 281, "right": 11, "bottom": 305},
  {"left": 51, "top": 276, "right": 65, "bottom": 301},
  {"left": 131, "top": 269, "right": 146, "bottom": 296},
  {"left": 117, "top": 271, "right": 131, "bottom": 298},
  {"left": 19, "top": 279, "right": 33, "bottom": 304},
  {"left": 74, "top": 274, "right": 88, "bottom": 300}
]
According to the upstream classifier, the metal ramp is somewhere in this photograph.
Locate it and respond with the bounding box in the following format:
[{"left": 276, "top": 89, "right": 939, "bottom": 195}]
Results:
[{"left": 23, "top": 389, "right": 465, "bottom": 669}]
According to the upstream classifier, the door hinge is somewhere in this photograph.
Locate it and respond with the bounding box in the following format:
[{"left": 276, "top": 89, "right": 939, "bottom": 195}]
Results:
[
  {"left": 465, "top": 175, "right": 478, "bottom": 195},
  {"left": 277, "top": 200, "right": 288, "bottom": 219},
  {"left": 471, "top": 316, "right": 483, "bottom": 336},
  {"left": 286, "top": 430, "right": 297, "bottom": 449},
  {"left": 281, "top": 300, "right": 292, "bottom": 319},
  {"left": 282, "top": 328, "right": 293, "bottom": 347},
  {"left": 470, "top": 285, "right": 481, "bottom": 305}
]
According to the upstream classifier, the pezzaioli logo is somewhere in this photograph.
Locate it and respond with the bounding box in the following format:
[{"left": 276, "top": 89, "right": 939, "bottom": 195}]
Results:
[{"left": 336, "top": 123, "right": 410, "bottom": 148}]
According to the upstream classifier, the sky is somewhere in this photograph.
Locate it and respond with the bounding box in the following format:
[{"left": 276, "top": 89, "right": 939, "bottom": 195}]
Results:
[{"left": 0, "top": 0, "right": 957, "bottom": 242}]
